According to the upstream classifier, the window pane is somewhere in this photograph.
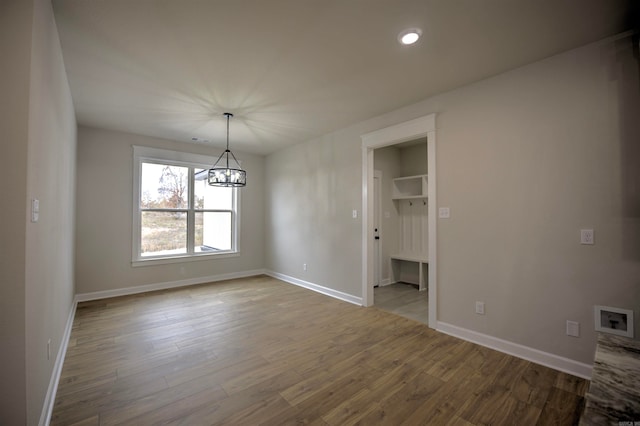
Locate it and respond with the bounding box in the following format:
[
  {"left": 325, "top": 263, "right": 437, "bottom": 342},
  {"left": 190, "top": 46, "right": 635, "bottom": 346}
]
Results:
[
  {"left": 141, "top": 163, "right": 189, "bottom": 209},
  {"left": 194, "top": 168, "right": 233, "bottom": 210},
  {"left": 195, "top": 211, "right": 232, "bottom": 252},
  {"left": 141, "top": 211, "right": 187, "bottom": 256}
]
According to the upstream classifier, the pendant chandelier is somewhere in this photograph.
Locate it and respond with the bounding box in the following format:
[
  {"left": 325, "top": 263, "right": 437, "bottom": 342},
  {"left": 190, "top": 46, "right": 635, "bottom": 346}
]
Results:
[{"left": 207, "top": 112, "right": 247, "bottom": 187}]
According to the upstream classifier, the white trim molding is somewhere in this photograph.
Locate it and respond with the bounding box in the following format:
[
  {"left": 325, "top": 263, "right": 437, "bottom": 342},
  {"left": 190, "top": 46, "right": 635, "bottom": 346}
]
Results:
[
  {"left": 437, "top": 321, "right": 593, "bottom": 380},
  {"left": 40, "top": 297, "right": 77, "bottom": 426},
  {"left": 361, "top": 115, "right": 435, "bottom": 147},
  {"left": 76, "top": 269, "right": 267, "bottom": 302},
  {"left": 361, "top": 113, "right": 437, "bottom": 327},
  {"left": 266, "top": 271, "right": 363, "bottom": 306}
]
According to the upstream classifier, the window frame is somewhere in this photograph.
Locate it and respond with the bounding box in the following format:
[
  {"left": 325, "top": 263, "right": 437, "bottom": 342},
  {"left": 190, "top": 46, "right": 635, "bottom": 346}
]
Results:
[{"left": 132, "top": 146, "right": 241, "bottom": 266}]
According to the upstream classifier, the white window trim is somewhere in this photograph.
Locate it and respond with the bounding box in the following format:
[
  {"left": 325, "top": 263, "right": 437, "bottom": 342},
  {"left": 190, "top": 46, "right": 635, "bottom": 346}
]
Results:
[{"left": 132, "top": 145, "right": 241, "bottom": 266}]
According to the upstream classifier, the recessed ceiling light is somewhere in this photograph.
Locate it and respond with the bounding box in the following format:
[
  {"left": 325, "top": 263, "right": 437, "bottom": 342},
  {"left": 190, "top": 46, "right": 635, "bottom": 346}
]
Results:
[{"left": 398, "top": 28, "right": 422, "bottom": 45}]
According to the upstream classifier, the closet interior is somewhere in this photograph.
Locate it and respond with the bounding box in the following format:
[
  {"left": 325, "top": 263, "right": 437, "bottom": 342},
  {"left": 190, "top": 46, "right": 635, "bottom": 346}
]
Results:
[{"left": 374, "top": 138, "right": 429, "bottom": 292}]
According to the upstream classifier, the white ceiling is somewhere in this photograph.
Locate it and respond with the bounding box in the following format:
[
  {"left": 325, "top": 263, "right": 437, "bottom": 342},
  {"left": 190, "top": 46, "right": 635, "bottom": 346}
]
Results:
[{"left": 52, "top": 0, "right": 632, "bottom": 156}]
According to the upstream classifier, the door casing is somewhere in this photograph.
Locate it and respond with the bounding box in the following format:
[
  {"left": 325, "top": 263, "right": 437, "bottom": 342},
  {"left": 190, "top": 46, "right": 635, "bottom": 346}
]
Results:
[{"left": 360, "top": 114, "right": 437, "bottom": 327}]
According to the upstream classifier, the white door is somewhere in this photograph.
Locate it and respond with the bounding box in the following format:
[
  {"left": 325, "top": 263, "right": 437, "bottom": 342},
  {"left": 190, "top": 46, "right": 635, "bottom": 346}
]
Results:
[{"left": 373, "top": 173, "right": 382, "bottom": 288}]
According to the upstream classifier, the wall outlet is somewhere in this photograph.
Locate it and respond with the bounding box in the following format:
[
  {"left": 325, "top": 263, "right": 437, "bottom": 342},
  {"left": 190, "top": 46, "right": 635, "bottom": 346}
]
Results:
[
  {"left": 475, "top": 301, "right": 485, "bottom": 315},
  {"left": 352, "top": 209, "right": 358, "bottom": 219},
  {"left": 566, "top": 320, "right": 580, "bottom": 337},
  {"left": 580, "top": 229, "right": 594, "bottom": 245},
  {"left": 303, "top": 263, "right": 307, "bottom": 271}
]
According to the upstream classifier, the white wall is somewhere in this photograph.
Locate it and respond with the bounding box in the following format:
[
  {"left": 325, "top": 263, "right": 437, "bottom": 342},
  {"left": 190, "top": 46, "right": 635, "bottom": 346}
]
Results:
[
  {"left": 25, "top": 0, "right": 78, "bottom": 423},
  {"left": 0, "top": 1, "right": 33, "bottom": 423},
  {"left": 75, "top": 127, "right": 265, "bottom": 295},
  {"left": 266, "top": 34, "right": 640, "bottom": 365},
  {"left": 0, "top": 0, "right": 77, "bottom": 423}
]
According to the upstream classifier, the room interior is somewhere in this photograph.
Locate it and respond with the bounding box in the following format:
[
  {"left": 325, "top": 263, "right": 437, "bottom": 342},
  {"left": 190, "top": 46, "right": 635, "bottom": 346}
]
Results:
[{"left": 1, "top": 0, "right": 639, "bottom": 424}]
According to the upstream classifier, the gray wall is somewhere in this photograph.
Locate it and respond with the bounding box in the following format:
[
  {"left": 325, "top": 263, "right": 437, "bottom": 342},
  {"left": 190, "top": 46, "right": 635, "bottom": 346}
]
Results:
[
  {"left": 0, "top": 0, "right": 77, "bottom": 423},
  {"left": 0, "top": 1, "right": 33, "bottom": 423},
  {"left": 399, "top": 143, "right": 428, "bottom": 177},
  {"left": 75, "top": 127, "right": 265, "bottom": 294},
  {"left": 265, "top": 133, "right": 363, "bottom": 296},
  {"left": 266, "top": 35, "right": 640, "bottom": 364},
  {"left": 432, "top": 36, "right": 639, "bottom": 363}
]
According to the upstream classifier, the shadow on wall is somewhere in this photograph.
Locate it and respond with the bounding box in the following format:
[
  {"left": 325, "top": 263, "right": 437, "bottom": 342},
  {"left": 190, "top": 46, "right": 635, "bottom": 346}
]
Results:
[{"left": 618, "top": 35, "right": 640, "bottom": 260}]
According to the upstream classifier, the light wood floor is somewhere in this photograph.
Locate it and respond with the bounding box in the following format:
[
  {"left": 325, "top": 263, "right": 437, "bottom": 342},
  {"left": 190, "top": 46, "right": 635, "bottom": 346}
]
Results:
[
  {"left": 52, "top": 275, "right": 588, "bottom": 425},
  {"left": 375, "top": 283, "right": 429, "bottom": 324}
]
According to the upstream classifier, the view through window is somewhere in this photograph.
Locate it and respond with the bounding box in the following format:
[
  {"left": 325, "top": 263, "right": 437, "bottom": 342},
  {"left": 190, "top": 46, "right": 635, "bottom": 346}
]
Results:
[{"left": 134, "top": 151, "right": 238, "bottom": 261}]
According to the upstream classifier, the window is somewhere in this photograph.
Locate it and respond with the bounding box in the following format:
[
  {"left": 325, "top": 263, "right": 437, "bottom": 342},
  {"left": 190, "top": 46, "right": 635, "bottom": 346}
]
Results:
[{"left": 133, "top": 146, "right": 239, "bottom": 264}]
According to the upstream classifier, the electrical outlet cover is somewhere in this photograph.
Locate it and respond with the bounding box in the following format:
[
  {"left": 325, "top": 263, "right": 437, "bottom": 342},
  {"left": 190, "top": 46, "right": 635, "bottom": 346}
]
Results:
[{"left": 580, "top": 229, "right": 594, "bottom": 245}]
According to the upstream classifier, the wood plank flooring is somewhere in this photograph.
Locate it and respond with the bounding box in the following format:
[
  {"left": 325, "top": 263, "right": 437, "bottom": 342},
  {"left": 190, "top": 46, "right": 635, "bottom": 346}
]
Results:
[
  {"left": 374, "top": 283, "right": 429, "bottom": 324},
  {"left": 52, "top": 275, "right": 588, "bottom": 425}
]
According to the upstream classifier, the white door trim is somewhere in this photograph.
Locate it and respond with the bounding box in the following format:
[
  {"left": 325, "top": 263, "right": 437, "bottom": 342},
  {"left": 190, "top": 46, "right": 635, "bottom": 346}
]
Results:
[{"left": 360, "top": 114, "right": 437, "bottom": 327}]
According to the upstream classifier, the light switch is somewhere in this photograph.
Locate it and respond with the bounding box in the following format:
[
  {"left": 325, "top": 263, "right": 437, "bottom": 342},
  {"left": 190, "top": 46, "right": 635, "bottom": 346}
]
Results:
[
  {"left": 438, "top": 207, "right": 450, "bottom": 219},
  {"left": 31, "top": 199, "right": 39, "bottom": 223},
  {"left": 352, "top": 209, "right": 358, "bottom": 219}
]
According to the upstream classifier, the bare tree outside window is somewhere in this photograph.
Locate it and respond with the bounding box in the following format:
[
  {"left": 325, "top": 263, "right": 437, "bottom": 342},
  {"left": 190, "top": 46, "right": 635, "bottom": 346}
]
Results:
[
  {"left": 158, "top": 165, "right": 188, "bottom": 209},
  {"left": 140, "top": 164, "right": 189, "bottom": 255}
]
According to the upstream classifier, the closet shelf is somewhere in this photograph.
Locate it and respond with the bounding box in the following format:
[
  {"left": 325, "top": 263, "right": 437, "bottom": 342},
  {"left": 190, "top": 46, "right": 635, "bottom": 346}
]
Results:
[{"left": 391, "top": 174, "right": 428, "bottom": 199}]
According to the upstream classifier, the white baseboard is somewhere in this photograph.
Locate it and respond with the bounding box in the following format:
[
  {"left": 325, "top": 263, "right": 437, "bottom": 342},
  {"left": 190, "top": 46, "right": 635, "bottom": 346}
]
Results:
[
  {"left": 39, "top": 297, "right": 78, "bottom": 426},
  {"left": 75, "top": 269, "right": 267, "bottom": 302},
  {"left": 266, "top": 271, "right": 363, "bottom": 306},
  {"left": 379, "top": 278, "right": 392, "bottom": 287},
  {"left": 436, "top": 321, "right": 593, "bottom": 380}
]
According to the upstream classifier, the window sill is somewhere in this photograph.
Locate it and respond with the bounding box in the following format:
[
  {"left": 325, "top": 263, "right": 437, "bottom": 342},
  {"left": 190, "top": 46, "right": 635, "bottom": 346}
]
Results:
[{"left": 132, "top": 251, "right": 240, "bottom": 267}]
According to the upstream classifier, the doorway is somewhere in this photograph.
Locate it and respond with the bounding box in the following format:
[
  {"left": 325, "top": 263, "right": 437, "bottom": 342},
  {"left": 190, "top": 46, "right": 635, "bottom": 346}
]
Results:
[
  {"left": 360, "top": 114, "right": 437, "bottom": 328},
  {"left": 372, "top": 140, "right": 429, "bottom": 324}
]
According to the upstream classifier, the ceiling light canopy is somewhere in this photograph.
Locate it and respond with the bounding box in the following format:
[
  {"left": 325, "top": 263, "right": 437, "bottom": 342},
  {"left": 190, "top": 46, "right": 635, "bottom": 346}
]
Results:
[
  {"left": 206, "top": 113, "right": 246, "bottom": 187},
  {"left": 398, "top": 28, "right": 422, "bottom": 45}
]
